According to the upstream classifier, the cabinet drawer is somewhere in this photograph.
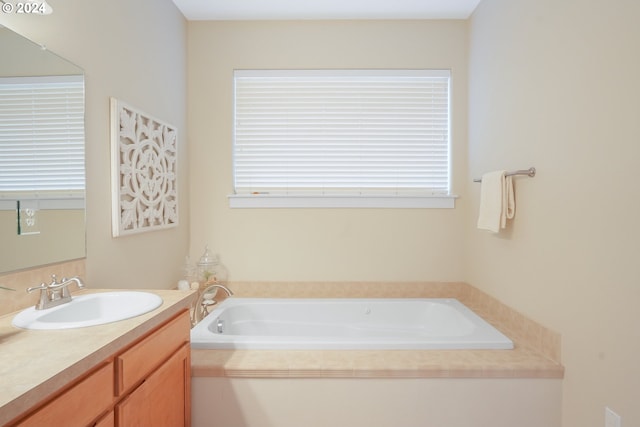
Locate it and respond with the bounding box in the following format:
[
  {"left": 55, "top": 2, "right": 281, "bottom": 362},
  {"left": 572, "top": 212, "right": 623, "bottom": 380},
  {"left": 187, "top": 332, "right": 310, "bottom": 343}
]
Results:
[
  {"left": 116, "top": 343, "right": 190, "bottom": 427},
  {"left": 116, "top": 311, "right": 189, "bottom": 395},
  {"left": 15, "top": 361, "right": 114, "bottom": 427}
]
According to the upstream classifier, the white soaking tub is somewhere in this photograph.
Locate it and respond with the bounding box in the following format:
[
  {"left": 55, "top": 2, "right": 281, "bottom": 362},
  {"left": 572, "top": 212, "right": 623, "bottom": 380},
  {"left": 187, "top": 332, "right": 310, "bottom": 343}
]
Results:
[{"left": 190, "top": 298, "right": 513, "bottom": 350}]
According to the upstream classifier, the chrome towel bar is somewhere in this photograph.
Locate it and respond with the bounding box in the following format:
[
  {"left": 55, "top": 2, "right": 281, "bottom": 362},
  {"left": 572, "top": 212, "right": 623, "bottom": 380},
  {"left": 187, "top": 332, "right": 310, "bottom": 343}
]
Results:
[{"left": 473, "top": 167, "right": 536, "bottom": 183}]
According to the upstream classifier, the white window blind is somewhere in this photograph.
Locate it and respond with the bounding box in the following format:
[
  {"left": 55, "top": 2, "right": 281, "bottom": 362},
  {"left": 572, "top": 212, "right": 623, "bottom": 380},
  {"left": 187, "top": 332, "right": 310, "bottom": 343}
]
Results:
[
  {"left": 233, "top": 69, "right": 451, "bottom": 205},
  {"left": 0, "top": 75, "right": 85, "bottom": 198}
]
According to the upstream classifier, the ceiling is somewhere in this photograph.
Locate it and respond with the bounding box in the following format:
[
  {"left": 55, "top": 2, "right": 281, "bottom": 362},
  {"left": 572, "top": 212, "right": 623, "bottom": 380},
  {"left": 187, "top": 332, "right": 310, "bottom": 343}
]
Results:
[{"left": 171, "top": 0, "right": 483, "bottom": 21}]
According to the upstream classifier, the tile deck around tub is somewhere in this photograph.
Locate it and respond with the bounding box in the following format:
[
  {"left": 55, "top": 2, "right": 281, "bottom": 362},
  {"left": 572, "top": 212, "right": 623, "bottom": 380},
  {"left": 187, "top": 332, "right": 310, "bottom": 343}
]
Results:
[
  {"left": 191, "top": 345, "right": 563, "bottom": 379},
  {"left": 191, "top": 282, "right": 564, "bottom": 380}
]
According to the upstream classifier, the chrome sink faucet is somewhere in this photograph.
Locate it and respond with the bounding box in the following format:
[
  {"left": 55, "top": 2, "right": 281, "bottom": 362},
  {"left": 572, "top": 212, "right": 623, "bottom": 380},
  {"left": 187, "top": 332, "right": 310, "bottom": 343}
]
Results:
[{"left": 26, "top": 275, "right": 86, "bottom": 310}]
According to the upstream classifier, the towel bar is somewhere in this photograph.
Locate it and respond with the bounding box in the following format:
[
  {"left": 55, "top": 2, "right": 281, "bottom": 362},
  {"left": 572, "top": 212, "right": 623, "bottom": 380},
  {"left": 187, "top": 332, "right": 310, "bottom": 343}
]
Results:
[{"left": 473, "top": 167, "right": 536, "bottom": 183}]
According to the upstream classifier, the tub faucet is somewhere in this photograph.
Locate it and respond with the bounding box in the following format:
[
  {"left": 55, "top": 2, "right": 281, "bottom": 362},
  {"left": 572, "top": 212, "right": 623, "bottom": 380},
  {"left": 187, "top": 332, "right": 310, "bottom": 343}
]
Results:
[
  {"left": 27, "top": 275, "right": 86, "bottom": 310},
  {"left": 191, "top": 283, "right": 233, "bottom": 325},
  {"left": 205, "top": 283, "right": 233, "bottom": 297}
]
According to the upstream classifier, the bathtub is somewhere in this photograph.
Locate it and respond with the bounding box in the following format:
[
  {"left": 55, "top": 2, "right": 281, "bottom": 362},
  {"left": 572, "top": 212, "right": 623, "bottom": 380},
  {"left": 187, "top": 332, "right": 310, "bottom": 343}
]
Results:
[{"left": 190, "top": 298, "right": 513, "bottom": 350}]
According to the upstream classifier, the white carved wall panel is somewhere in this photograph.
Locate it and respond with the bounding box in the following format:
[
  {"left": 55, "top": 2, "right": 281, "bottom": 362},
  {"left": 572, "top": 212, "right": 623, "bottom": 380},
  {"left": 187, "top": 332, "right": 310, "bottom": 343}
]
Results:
[{"left": 110, "top": 98, "right": 178, "bottom": 237}]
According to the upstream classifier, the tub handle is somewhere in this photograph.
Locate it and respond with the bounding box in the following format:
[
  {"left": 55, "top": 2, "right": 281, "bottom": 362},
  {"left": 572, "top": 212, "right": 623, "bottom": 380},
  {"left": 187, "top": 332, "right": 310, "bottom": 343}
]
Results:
[{"left": 216, "top": 318, "right": 225, "bottom": 334}]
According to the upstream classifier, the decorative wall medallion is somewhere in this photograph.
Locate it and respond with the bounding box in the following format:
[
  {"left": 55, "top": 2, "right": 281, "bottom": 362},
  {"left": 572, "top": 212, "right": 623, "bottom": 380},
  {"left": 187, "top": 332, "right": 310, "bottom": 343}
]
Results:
[{"left": 110, "top": 98, "right": 178, "bottom": 237}]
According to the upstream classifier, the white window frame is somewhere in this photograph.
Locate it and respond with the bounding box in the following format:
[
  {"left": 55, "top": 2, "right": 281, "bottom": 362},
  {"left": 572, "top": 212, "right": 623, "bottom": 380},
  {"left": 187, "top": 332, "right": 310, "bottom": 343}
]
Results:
[
  {"left": 0, "top": 75, "right": 85, "bottom": 210},
  {"left": 229, "top": 69, "right": 456, "bottom": 209}
]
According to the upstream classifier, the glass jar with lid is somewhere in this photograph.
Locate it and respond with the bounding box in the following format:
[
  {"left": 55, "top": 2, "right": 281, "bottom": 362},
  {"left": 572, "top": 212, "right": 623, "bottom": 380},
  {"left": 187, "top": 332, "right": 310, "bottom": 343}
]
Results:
[{"left": 197, "top": 245, "right": 219, "bottom": 285}]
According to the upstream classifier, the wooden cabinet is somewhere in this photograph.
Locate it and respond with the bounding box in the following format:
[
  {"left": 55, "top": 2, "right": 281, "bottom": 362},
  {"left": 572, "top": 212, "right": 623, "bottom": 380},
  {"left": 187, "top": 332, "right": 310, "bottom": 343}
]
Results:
[
  {"left": 94, "top": 411, "right": 115, "bottom": 427},
  {"left": 116, "top": 344, "right": 190, "bottom": 427},
  {"left": 116, "top": 313, "right": 191, "bottom": 427},
  {"left": 116, "top": 311, "right": 190, "bottom": 396},
  {"left": 10, "top": 311, "right": 190, "bottom": 427},
  {"left": 15, "top": 362, "right": 114, "bottom": 427}
]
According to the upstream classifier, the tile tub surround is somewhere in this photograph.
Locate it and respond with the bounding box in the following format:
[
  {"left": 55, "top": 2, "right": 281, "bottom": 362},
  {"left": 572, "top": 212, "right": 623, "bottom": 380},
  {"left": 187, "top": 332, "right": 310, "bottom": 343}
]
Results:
[
  {"left": 192, "top": 282, "right": 563, "bottom": 379},
  {"left": 0, "top": 289, "right": 195, "bottom": 426}
]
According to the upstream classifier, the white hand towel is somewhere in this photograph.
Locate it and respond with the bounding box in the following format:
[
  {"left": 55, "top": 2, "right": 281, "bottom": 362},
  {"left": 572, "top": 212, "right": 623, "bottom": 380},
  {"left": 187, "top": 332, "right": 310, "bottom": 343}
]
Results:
[{"left": 477, "top": 170, "right": 515, "bottom": 233}]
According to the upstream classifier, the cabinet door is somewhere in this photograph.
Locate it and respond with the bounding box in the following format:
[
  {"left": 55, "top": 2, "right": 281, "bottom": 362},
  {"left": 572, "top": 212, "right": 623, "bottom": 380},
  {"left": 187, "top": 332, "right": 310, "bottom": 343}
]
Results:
[
  {"left": 93, "top": 410, "right": 115, "bottom": 427},
  {"left": 116, "top": 343, "right": 190, "bottom": 427},
  {"left": 14, "top": 362, "right": 114, "bottom": 427}
]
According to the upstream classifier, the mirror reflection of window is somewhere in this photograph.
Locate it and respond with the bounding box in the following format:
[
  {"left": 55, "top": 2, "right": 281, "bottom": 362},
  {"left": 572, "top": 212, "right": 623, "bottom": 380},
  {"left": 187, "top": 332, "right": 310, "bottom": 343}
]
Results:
[{"left": 0, "top": 75, "right": 85, "bottom": 206}]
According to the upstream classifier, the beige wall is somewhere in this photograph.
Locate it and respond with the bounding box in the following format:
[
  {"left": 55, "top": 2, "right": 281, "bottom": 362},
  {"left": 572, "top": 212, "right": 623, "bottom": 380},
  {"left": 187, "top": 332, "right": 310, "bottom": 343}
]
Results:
[
  {"left": 0, "top": 0, "right": 189, "bottom": 290},
  {"left": 187, "top": 20, "right": 469, "bottom": 282},
  {"left": 468, "top": 0, "right": 640, "bottom": 426}
]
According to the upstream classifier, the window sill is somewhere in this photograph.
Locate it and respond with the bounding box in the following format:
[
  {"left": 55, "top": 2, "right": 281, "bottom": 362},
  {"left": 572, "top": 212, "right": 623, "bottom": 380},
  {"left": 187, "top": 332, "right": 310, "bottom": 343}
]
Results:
[
  {"left": 0, "top": 196, "right": 85, "bottom": 211},
  {"left": 228, "top": 194, "right": 457, "bottom": 209}
]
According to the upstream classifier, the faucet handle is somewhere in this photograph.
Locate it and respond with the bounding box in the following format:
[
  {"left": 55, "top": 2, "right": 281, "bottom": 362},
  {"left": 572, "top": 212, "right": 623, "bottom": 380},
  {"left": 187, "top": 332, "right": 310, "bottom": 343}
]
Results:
[
  {"left": 48, "top": 274, "right": 59, "bottom": 287},
  {"left": 26, "top": 283, "right": 47, "bottom": 293}
]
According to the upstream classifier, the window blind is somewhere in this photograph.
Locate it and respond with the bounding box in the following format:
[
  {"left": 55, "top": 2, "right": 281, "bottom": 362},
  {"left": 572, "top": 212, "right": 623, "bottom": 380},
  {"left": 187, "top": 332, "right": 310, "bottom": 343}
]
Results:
[
  {"left": 0, "top": 75, "right": 85, "bottom": 197},
  {"left": 233, "top": 69, "right": 450, "bottom": 197}
]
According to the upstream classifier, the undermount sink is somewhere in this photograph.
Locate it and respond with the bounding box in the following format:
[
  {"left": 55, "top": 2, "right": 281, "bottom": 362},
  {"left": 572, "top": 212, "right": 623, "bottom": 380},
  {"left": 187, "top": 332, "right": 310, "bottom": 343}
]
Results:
[{"left": 12, "top": 291, "right": 163, "bottom": 330}]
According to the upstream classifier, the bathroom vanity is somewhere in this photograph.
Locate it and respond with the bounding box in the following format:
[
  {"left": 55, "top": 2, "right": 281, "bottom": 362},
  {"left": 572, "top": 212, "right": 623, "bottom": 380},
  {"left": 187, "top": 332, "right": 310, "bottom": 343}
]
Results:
[{"left": 0, "top": 289, "right": 194, "bottom": 427}]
